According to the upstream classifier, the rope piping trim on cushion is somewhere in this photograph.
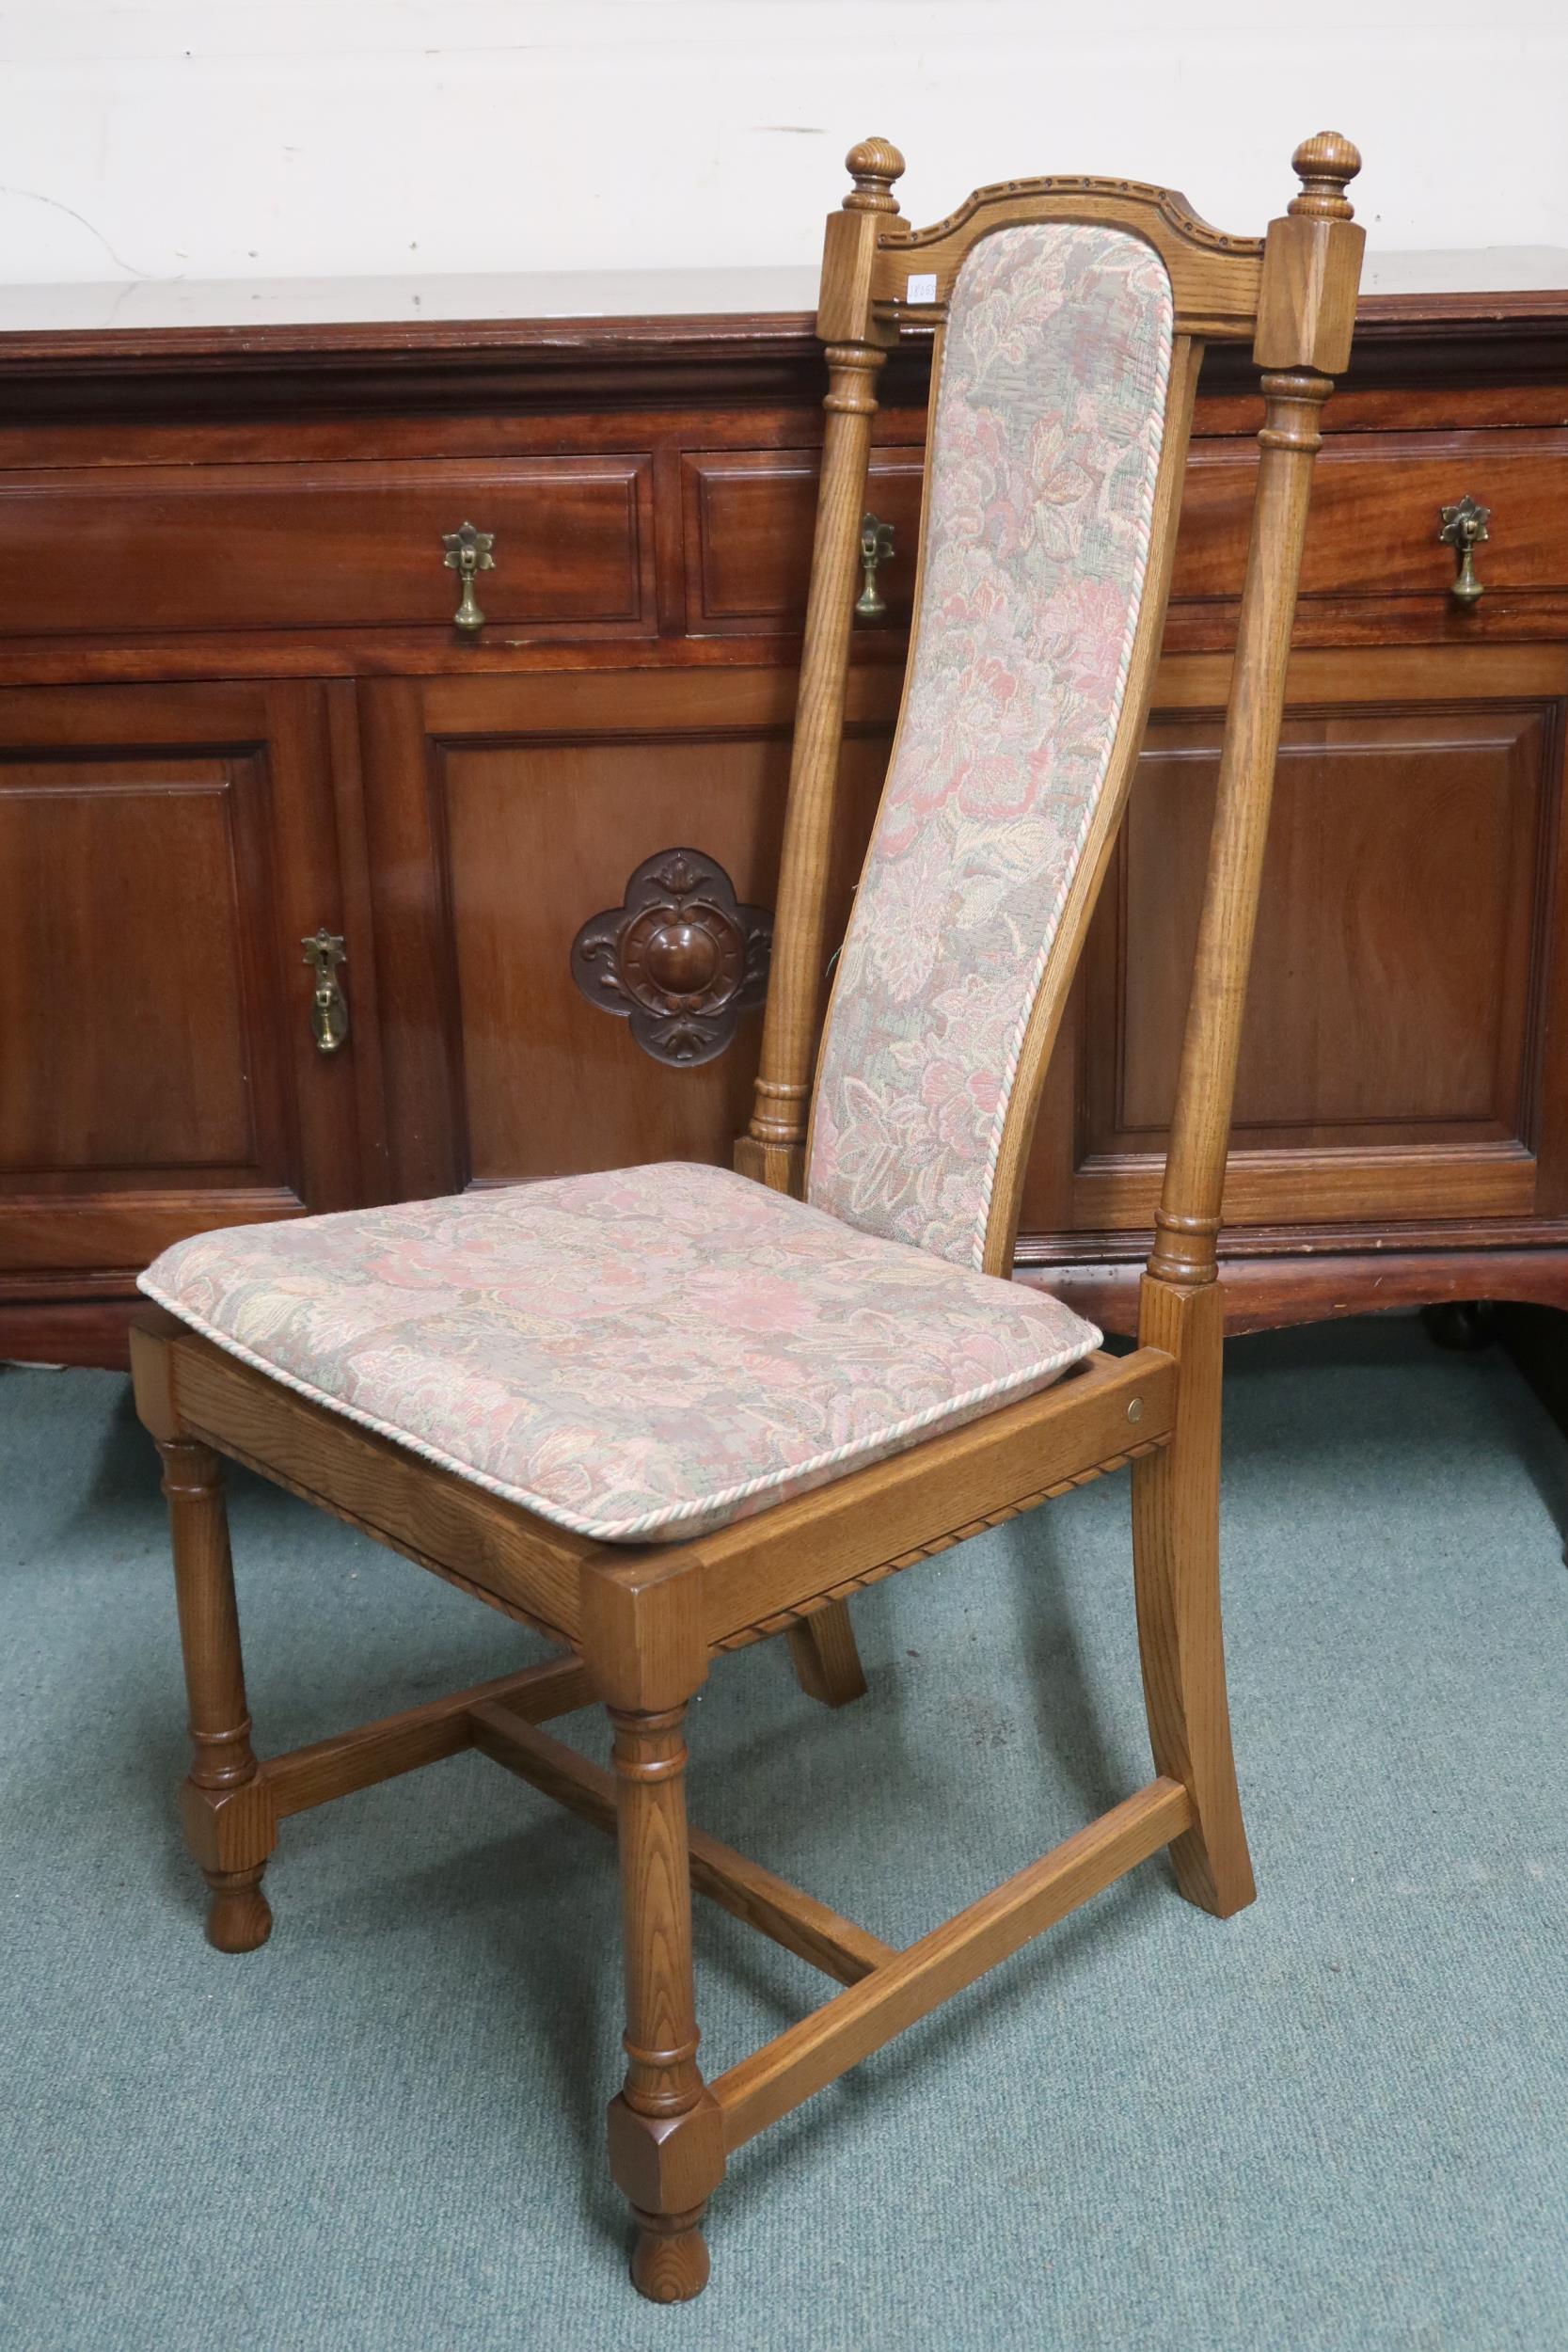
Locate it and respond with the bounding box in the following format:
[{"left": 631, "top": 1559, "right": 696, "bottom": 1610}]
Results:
[{"left": 136, "top": 1271, "right": 1101, "bottom": 1548}]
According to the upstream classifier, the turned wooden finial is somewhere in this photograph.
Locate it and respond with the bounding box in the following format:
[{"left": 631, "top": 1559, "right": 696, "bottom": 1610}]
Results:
[
  {"left": 1289, "top": 132, "right": 1361, "bottom": 220},
  {"left": 844, "top": 136, "right": 905, "bottom": 214}
]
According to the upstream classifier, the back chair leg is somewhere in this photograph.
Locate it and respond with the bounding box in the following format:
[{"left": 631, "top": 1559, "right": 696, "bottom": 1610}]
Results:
[
  {"left": 156, "top": 1438, "right": 277, "bottom": 1952},
  {"left": 605, "top": 1699, "right": 726, "bottom": 2303},
  {"left": 1130, "top": 1277, "right": 1256, "bottom": 1919},
  {"left": 786, "top": 1598, "right": 869, "bottom": 1707}
]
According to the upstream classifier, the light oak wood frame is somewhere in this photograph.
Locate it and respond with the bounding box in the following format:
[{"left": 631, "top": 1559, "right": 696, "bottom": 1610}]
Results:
[
  {"left": 131, "top": 135, "right": 1363, "bottom": 2306},
  {"left": 744, "top": 134, "right": 1363, "bottom": 1710}
]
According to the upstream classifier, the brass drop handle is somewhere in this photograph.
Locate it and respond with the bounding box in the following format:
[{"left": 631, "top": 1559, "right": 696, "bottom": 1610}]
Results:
[
  {"left": 301, "top": 930, "right": 349, "bottom": 1055},
  {"left": 1439, "top": 494, "right": 1490, "bottom": 604},
  {"left": 855, "top": 513, "right": 895, "bottom": 620},
  {"left": 442, "top": 520, "right": 496, "bottom": 633}
]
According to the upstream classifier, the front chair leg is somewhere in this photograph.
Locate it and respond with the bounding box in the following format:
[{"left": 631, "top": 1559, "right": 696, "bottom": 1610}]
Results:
[
  {"left": 1130, "top": 1277, "right": 1256, "bottom": 1919},
  {"left": 156, "top": 1438, "right": 277, "bottom": 1952},
  {"left": 605, "top": 1700, "right": 725, "bottom": 2302},
  {"left": 786, "top": 1597, "right": 868, "bottom": 1707}
]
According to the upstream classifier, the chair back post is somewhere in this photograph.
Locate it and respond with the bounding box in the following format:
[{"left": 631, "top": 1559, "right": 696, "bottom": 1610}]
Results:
[
  {"left": 736, "top": 138, "right": 905, "bottom": 1195},
  {"left": 1144, "top": 135, "right": 1364, "bottom": 1306}
]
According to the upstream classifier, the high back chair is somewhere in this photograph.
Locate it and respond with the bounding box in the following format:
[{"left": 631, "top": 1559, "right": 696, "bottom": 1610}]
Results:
[{"left": 131, "top": 134, "right": 1364, "bottom": 2305}]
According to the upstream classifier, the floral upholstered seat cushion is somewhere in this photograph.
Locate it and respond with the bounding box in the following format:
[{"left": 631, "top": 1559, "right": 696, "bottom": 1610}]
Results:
[{"left": 140, "top": 1163, "right": 1101, "bottom": 1545}]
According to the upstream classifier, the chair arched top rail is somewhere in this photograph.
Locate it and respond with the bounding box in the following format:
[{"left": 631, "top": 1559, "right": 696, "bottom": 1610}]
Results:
[{"left": 870, "top": 177, "right": 1266, "bottom": 342}]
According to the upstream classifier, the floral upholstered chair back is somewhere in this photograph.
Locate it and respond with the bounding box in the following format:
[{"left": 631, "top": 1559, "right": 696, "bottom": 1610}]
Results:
[{"left": 807, "top": 222, "right": 1175, "bottom": 1272}]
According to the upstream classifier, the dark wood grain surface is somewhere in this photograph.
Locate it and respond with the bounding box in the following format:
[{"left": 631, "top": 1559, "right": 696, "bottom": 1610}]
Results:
[{"left": 2, "top": 268, "right": 1566, "bottom": 1361}]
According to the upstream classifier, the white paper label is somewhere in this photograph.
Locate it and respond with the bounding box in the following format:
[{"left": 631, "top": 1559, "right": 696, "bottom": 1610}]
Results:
[{"left": 905, "top": 273, "right": 938, "bottom": 304}]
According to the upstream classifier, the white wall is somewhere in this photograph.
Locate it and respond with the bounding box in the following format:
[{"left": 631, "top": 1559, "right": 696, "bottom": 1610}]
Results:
[{"left": 0, "top": 0, "right": 1564, "bottom": 290}]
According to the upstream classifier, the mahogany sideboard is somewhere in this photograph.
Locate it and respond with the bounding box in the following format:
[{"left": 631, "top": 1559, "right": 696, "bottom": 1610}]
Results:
[{"left": 2, "top": 267, "right": 1567, "bottom": 1368}]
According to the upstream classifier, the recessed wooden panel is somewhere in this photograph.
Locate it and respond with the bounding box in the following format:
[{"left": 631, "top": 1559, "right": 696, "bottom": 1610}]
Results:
[
  {"left": 1174, "top": 435, "right": 1568, "bottom": 602},
  {"left": 0, "top": 762, "right": 256, "bottom": 1174},
  {"left": 682, "top": 449, "right": 925, "bottom": 632},
  {"left": 436, "top": 725, "right": 890, "bottom": 1185},
  {"left": 0, "top": 458, "right": 653, "bottom": 638},
  {"left": 1051, "top": 698, "right": 1560, "bottom": 1232},
  {"left": 0, "top": 680, "right": 371, "bottom": 1299}
]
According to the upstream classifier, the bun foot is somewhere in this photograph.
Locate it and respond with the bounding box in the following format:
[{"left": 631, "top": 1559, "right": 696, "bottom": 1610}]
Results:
[
  {"left": 629, "top": 2206, "right": 710, "bottom": 2303},
  {"left": 1420, "top": 1300, "right": 1495, "bottom": 1352},
  {"left": 203, "top": 1866, "right": 273, "bottom": 1953}
]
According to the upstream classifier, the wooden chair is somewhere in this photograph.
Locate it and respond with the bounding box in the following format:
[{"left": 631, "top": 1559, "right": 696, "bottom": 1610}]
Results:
[{"left": 130, "top": 133, "right": 1364, "bottom": 2304}]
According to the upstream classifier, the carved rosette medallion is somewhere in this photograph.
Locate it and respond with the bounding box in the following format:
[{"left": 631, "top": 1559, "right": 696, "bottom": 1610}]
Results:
[{"left": 570, "top": 849, "right": 772, "bottom": 1067}]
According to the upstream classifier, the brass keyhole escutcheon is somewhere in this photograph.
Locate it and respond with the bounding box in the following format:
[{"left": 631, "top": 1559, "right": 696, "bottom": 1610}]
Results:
[
  {"left": 442, "top": 520, "right": 496, "bottom": 633},
  {"left": 301, "top": 930, "right": 349, "bottom": 1055},
  {"left": 856, "top": 513, "right": 895, "bottom": 620},
  {"left": 1438, "top": 494, "right": 1490, "bottom": 605}
]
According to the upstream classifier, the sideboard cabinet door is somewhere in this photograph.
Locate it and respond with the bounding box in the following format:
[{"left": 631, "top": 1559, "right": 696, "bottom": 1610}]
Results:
[
  {"left": 0, "top": 681, "right": 378, "bottom": 1354},
  {"left": 358, "top": 669, "right": 895, "bottom": 1201},
  {"left": 1021, "top": 644, "right": 1568, "bottom": 1272}
]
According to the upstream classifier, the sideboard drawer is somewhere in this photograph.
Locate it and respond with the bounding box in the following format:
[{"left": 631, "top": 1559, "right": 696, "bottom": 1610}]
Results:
[
  {"left": 0, "top": 457, "right": 655, "bottom": 639},
  {"left": 682, "top": 447, "right": 925, "bottom": 632},
  {"left": 1174, "top": 435, "right": 1568, "bottom": 601}
]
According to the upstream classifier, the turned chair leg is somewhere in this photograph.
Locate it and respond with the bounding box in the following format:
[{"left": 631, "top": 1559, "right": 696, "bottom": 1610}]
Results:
[
  {"left": 786, "top": 1597, "right": 868, "bottom": 1708},
  {"left": 1131, "top": 1279, "right": 1256, "bottom": 1919},
  {"left": 156, "top": 1438, "right": 277, "bottom": 1952},
  {"left": 605, "top": 1700, "right": 725, "bottom": 2303}
]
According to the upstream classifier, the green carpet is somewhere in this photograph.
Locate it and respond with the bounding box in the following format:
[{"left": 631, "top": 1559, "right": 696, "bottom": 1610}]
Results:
[{"left": 2, "top": 1317, "right": 1564, "bottom": 2351}]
